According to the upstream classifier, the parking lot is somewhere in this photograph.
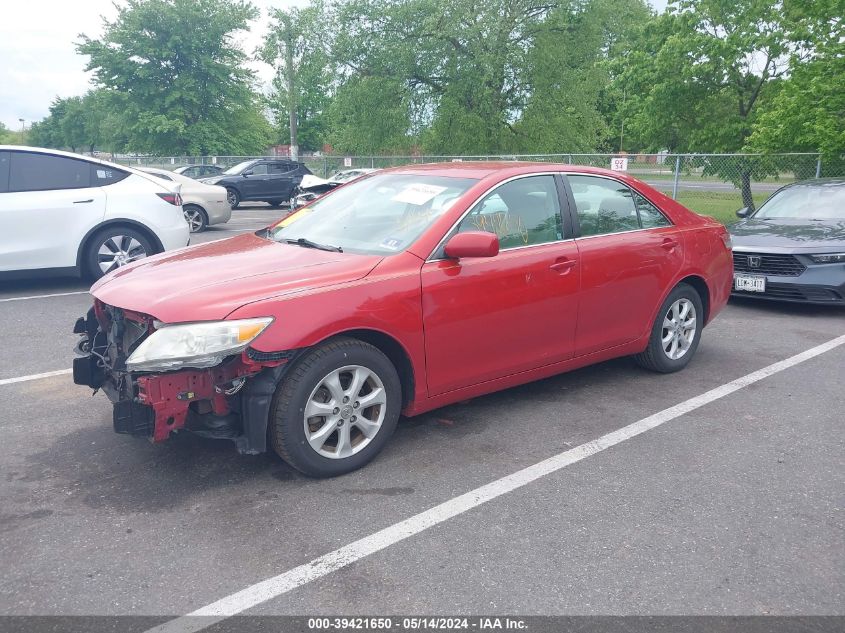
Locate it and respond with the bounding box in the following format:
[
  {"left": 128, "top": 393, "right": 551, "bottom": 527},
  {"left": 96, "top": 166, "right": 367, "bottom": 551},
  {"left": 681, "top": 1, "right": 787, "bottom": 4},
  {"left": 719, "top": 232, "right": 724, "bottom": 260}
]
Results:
[{"left": 1, "top": 205, "right": 843, "bottom": 624}]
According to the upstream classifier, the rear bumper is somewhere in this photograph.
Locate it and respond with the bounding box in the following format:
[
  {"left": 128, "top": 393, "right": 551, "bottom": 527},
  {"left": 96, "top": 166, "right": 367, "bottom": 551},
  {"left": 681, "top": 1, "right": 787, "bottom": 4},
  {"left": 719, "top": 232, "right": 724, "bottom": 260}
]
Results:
[
  {"left": 156, "top": 216, "right": 191, "bottom": 250},
  {"left": 206, "top": 199, "right": 232, "bottom": 225}
]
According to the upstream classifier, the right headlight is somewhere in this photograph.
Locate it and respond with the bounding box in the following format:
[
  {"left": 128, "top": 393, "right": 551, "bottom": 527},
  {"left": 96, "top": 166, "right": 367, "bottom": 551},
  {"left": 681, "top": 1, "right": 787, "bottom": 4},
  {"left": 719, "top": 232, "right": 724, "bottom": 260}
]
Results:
[
  {"left": 126, "top": 317, "right": 273, "bottom": 372},
  {"left": 809, "top": 253, "right": 845, "bottom": 263}
]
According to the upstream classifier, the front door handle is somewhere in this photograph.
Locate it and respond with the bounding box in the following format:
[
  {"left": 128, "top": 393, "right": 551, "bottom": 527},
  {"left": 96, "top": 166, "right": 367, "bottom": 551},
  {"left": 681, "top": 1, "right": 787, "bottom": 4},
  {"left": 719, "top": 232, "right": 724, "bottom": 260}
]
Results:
[
  {"left": 661, "top": 237, "right": 680, "bottom": 251},
  {"left": 550, "top": 258, "right": 576, "bottom": 274},
  {"left": 73, "top": 199, "right": 94, "bottom": 204}
]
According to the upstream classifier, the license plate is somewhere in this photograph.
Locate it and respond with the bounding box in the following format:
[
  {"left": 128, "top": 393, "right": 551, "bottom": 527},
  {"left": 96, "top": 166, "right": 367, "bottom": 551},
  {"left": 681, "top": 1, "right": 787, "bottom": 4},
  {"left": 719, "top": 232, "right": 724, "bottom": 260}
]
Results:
[{"left": 734, "top": 274, "right": 766, "bottom": 292}]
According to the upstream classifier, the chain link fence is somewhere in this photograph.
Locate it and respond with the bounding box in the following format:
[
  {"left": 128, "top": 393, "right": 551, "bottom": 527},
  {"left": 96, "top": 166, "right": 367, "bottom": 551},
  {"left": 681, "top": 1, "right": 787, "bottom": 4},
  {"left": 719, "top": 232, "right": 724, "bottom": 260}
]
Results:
[{"left": 114, "top": 152, "right": 841, "bottom": 223}]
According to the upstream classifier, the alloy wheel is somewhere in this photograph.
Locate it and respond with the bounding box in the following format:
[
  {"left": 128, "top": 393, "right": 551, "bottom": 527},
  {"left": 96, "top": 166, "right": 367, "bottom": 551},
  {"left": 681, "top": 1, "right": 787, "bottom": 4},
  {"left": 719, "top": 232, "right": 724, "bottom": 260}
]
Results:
[
  {"left": 661, "top": 298, "right": 697, "bottom": 360},
  {"left": 183, "top": 207, "right": 204, "bottom": 232},
  {"left": 97, "top": 235, "right": 148, "bottom": 275},
  {"left": 303, "top": 365, "right": 387, "bottom": 459}
]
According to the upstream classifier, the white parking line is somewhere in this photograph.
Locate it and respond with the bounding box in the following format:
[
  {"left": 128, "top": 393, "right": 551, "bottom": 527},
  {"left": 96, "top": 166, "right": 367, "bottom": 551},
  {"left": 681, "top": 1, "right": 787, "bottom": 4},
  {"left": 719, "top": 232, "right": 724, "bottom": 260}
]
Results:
[
  {"left": 0, "top": 369, "right": 73, "bottom": 386},
  {"left": 146, "top": 333, "right": 845, "bottom": 633},
  {"left": 0, "top": 291, "right": 88, "bottom": 303}
]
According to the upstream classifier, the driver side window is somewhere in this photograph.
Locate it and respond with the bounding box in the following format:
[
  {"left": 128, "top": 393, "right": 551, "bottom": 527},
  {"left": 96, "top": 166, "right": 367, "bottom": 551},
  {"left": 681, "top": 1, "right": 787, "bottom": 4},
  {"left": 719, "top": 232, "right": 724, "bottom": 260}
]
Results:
[
  {"left": 456, "top": 175, "right": 563, "bottom": 249},
  {"left": 250, "top": 163, "right": 270, "bottom": 175}
]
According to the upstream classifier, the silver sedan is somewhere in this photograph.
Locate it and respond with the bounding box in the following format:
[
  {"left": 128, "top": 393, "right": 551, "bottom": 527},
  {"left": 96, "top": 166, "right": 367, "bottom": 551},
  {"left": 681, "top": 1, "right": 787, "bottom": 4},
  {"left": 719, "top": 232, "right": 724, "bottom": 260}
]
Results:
[{"left": 140, "top": 167, "right": 232, "bottom": 232}]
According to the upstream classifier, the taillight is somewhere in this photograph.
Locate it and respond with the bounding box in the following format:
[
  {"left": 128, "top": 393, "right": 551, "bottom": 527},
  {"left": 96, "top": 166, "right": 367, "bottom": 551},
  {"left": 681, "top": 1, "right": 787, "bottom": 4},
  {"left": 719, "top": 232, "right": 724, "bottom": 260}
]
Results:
[{"left": 157, "top": 192, "right": 183, "bottom": 206}]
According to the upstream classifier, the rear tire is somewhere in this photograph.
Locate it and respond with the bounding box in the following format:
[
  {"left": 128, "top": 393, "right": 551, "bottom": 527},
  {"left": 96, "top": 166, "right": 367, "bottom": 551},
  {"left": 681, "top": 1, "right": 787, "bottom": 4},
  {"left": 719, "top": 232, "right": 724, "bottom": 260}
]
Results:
[
  {"left": 84, "top": 226, "right": 155, "bottom": 280},
  {"left": 269, "top": 337, "right": 402, "bottom": 477},
  {"left": 226, "top": 188, "right": 240, "bottom": 209},
  {"left": 183, "top": 204, "right": 208, "bottom": 232},
  {"left": 635, "top": 283, "right": 703, "bottom": 373}
]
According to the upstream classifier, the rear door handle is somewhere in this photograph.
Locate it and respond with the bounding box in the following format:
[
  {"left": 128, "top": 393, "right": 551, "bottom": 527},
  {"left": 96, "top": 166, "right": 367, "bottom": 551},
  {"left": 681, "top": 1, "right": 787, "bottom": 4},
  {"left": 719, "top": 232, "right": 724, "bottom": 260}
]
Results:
[
  {"left": 661, "top": 237, "right": 680, "bottom": 251},
  {"left": 550, "top": 258, "right": 576, "bottom": 274},
  {"left": 73, "top": 199, "right": 94, "bottom": 204}
]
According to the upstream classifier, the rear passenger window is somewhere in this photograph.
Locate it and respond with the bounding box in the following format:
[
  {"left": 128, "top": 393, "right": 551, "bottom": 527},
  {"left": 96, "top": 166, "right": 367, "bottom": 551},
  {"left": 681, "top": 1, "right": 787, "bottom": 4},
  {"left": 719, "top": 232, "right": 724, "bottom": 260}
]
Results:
[
  {"left": 9, "top": 152, "right": 92, "bottom": 192},
  {"left": 0, "top": 152, "right": 9, "bottom": 193},
  {"left": 92, "top": 164, "right": 130, "bottom": 186},
  {"left": 568, "top": 175, "right": 639, "bottom": 236},
  {"left": 635, "top": 193, "right": 671, "bottom": 228}
]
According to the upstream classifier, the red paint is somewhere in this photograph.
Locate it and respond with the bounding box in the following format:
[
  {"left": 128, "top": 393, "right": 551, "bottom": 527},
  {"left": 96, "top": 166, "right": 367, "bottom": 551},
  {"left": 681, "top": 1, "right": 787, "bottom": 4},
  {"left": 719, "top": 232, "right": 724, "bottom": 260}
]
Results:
[{"left": 91, "top": 163, "right": 732, "bottom": 425}]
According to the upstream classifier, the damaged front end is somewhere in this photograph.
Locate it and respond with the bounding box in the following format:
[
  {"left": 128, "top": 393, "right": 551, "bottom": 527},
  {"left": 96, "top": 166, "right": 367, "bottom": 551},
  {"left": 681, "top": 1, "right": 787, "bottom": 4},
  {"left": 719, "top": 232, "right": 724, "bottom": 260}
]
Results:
[{"left": 72, "top": 302, "right": 296, "bottom": 454}]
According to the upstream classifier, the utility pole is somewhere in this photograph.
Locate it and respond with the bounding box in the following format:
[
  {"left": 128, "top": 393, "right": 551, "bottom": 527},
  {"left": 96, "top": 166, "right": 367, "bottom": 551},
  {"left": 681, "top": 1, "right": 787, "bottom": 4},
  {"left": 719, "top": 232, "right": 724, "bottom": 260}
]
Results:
[{"left": 283, "top": 18, "right": 298, "bottom": 162}]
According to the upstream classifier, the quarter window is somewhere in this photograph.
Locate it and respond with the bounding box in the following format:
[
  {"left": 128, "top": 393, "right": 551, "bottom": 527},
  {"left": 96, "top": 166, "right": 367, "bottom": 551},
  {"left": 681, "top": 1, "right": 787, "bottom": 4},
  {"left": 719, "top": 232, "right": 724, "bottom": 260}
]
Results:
[
  {"left": 0, "top": 151, "right": 9, "bottom": 193},
  {"left": 9, "top": 152, "right": 92, "bottom": 192},
  {"left": 456, "top": 175, "right": 563, "bottom": 249},
  {"left": 92, "top": 165, "right": 129, "bottom": 185},
  {"left": 635, "top": 193, "right": 671, "bottom": 228}
]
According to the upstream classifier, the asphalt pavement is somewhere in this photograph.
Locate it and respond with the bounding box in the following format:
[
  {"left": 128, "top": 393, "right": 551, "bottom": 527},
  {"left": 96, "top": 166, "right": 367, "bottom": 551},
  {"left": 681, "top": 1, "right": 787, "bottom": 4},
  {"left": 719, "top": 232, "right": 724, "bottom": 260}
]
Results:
[{"left": 0, "top": 207, "right": 842, "bottom": 624}]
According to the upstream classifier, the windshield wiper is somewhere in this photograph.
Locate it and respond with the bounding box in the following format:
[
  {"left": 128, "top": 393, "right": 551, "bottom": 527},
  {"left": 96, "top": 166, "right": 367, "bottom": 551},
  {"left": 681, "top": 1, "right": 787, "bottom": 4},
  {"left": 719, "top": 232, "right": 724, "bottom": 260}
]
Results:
[{"left": 284, "top": 237, "right": 343, "bottom": 253}]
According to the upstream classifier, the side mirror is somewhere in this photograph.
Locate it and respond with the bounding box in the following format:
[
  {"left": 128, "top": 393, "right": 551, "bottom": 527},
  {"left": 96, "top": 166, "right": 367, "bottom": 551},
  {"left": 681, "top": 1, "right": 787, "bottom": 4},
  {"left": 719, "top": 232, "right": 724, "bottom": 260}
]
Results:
[
  {"left": 735, "top": 207, "right": 749, "bottom": 218},
  {"left": 444, "top": 231, "right": 500, "bottom": 259},
  {"left": 242, "top": 170, "right": 253, "bottom": 177}
]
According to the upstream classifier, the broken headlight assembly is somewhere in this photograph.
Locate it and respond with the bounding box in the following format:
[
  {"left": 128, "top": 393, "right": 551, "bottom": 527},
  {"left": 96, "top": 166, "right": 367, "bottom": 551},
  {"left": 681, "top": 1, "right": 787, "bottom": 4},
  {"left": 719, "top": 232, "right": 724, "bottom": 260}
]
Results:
[{"left": 125, "top": 317, "right": 273, "bottom": 372}]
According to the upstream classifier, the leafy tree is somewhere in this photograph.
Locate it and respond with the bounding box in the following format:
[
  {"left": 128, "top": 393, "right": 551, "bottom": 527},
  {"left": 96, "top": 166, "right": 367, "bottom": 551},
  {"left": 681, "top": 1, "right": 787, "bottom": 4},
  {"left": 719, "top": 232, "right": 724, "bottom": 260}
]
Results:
[
  {"left": 520, "top": 0, "right": 652, "bottom": 154},
  {"left": 616, "top": 0, "right": 793, "bottom": 209},
  {"left": 77, "top": 0, "right": 271, "bottom": 155},
  {"left": 261, "top": 1, "right": 332, "bottom": 154},
  {"left": 749, "top": 0, "right": 844, "bottom": 173}
]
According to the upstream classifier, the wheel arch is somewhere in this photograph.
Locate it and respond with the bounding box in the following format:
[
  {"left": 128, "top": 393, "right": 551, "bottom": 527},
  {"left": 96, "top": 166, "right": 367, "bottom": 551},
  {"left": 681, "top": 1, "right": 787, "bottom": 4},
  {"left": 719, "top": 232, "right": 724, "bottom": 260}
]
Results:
[
  {"left": 677, "top": 274, "right": 711, "bottom": 325},
  {"left": 76, "top": 219, "right": 165, "bottom": 269},
  {"left": 324, "top": 329, "right": 416, "bottom": 409}
]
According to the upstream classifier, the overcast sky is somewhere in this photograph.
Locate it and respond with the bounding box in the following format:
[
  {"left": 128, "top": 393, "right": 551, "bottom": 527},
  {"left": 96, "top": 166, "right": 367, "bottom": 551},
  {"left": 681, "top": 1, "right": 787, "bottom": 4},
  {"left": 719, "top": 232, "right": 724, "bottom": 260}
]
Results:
[{"left": 0, "top": 0, "right": 668, "bottom": 131}]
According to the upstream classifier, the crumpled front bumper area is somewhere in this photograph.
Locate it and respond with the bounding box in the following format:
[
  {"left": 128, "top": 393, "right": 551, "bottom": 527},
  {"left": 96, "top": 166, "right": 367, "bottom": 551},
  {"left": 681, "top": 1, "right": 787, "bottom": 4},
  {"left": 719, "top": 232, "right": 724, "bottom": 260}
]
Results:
[{"left": 72, "top": 303, "right": 296, "bottom": 453}]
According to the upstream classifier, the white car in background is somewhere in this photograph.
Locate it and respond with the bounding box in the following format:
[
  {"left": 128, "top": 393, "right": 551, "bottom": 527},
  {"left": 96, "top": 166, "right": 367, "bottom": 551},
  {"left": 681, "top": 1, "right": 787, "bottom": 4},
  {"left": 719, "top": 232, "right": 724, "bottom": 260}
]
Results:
[
  {"left": 0, "top": 146, "right": 189, "bottom": 280},
  {"left": 140, "top": 167, "right": 231, "bottom": 232}
]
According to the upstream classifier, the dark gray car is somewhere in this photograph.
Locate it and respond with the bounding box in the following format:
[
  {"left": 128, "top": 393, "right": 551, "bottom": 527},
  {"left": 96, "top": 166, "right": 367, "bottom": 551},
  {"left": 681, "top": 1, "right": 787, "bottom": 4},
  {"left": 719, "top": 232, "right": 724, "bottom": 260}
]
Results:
[{"left": 729, "top": 178, "right": 845, "bottom": 305}]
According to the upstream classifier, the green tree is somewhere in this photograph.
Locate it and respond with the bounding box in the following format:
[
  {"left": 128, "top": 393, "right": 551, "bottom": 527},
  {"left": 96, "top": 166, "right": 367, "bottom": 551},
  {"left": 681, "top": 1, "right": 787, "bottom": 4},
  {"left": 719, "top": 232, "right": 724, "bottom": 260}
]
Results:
[
  {"left": 77, "top": 0, "right": 271, "bottom": 155},
  {"left": 749, "top": 0, "right": 844, "bottom": 172},
  {"left": 261, "top": 1, "right": 332, "bottom": 154},
  {"left": 617, "top": 0, "right": 793, "bottom": 209}
]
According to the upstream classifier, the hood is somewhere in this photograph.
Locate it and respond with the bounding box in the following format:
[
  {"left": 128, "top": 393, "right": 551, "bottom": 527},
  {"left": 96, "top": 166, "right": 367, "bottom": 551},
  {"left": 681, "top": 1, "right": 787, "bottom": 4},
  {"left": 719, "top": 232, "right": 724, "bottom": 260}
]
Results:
[
  {"left": 91, "top": 233, "right": 382, "bottom": 322},
  {"left": 729, "top": 218, "right": 845, "bottom": 252}
]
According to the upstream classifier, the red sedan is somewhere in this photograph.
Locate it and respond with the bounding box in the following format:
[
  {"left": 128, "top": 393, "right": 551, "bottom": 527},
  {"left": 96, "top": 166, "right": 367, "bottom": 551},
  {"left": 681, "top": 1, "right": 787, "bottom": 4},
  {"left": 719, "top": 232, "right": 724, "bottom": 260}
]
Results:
[{"left": 73, "top": 163, "right": 733, "bottom": 477}]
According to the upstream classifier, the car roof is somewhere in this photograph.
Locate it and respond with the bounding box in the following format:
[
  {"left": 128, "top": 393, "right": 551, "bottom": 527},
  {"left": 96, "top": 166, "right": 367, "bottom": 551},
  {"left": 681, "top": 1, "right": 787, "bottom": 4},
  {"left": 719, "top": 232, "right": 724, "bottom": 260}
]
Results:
[
  {"left": 781, "top": 177, "right": 845, "bottom": 187},
  {"left": 0, "top": 145, "right": 177, "bottom": 191},
  {"left": 384, "top": 161, "right": 640, "bottom": 181}
]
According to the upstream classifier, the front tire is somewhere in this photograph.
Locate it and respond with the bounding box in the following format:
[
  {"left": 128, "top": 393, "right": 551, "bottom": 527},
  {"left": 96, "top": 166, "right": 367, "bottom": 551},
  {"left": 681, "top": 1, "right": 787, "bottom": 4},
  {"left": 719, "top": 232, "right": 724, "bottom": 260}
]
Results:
[
  {"left": 226, "top": 187, "right": 240, "bottom": 209},
  {"left": 84, "top": 226, "right": 155, "bottom": 280},
  {"left": 269, "top": 337, "right": 402, "bottom": 477},
  {"left": 635, "top": 283, "right": 703, "bottom": 373}
]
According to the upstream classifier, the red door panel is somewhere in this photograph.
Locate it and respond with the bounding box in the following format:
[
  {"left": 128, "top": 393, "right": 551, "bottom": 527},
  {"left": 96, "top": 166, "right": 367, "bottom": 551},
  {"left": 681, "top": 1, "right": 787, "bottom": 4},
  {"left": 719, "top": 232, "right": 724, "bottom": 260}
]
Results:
[
  {"left": 421, "top": 241, "right": 580, "bottom": 396},
  {"left": 574, "top": 226, "right": 684, "bottom": 356}
]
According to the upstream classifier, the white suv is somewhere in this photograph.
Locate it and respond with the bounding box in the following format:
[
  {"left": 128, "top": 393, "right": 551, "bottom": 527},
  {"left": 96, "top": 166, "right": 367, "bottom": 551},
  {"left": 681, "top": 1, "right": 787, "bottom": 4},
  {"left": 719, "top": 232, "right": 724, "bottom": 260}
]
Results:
[{"left": 0, "top": 147, "right": 190, "bottom": 279}]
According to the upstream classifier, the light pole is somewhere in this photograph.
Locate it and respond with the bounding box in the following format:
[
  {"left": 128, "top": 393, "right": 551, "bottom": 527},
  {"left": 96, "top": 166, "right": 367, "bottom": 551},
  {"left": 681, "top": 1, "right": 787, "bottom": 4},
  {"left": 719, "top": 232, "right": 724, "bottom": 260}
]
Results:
[{"left": 18, "top": 118, "right": 25, "bottom": 137}]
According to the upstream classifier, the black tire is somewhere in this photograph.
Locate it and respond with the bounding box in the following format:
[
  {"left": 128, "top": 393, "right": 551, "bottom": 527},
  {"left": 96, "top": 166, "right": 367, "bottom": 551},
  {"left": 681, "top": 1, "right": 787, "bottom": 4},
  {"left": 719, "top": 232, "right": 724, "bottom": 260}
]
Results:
[
  {"left": 84, "top": 226, "right": 156, "bottom": 280},
  {"left": 635, "top": 283, "right": 704, "bottom": 373},
  {"left": 226, "top": 187, "right": 240, "bottom": 209},
  {"left": 269, "top": 337, "right": 402, "bottom": 477},
  {"left": 183, "top": 204, "right": 208, "bottom": 233}
]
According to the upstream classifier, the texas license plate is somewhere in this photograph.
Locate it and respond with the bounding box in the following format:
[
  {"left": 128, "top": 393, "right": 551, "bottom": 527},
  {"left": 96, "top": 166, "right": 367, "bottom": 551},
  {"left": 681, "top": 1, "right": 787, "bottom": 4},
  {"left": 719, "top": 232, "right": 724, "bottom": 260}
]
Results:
[{"left": 734, "top": 274, "right": 766, "bottom": 292}]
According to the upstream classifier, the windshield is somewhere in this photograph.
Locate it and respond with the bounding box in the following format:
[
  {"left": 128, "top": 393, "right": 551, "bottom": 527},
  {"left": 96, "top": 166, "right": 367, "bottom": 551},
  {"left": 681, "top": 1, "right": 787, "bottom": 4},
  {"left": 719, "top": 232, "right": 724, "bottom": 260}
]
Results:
[
  {"left": 223, "top": 160, "right": 255, "bottom": 175},
  {"left": 755, "top": 183, "right": 845, "bottom": 220},
  {"left": 269, "top": 173, "right": 477, "bottom": 255}
]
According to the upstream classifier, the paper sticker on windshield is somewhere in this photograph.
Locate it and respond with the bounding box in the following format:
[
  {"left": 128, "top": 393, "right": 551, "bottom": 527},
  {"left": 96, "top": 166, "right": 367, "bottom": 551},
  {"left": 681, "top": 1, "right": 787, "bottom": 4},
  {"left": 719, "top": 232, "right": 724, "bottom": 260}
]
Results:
[
  {"left": 391, "top": 183, "right": 447, "bottom": 206},
  {"left": 380, "top": 237, "right": 403, "bottom": 250}
]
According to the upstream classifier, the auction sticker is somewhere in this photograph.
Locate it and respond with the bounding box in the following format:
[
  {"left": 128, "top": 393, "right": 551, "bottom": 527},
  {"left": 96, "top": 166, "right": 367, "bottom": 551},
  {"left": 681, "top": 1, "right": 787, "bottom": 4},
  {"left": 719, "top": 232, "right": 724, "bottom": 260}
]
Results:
[{"left": 392, "top": 184, "right": 447, "bottom": 206}]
